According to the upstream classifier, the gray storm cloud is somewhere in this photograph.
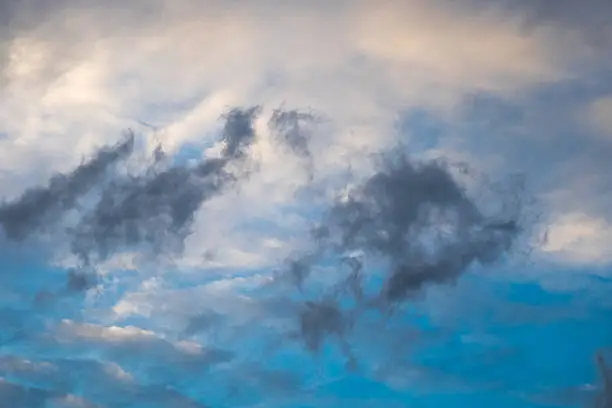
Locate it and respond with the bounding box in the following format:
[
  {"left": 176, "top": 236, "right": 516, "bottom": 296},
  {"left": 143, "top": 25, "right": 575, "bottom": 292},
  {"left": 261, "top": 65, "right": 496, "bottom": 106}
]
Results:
[
  {"left": 283, "top": 147, "right": 525, "bottom": 355},
  {"left": 268, "top": 108, "right": 317, "bottom": 180},
  {"left": 70, "top": 107, "right": 260, "bottom": 266},
  {"left": 0, "top": 134, "right": 135, "bottom": 241},
  {"left": 322, "top": 150, "right": 518, "bottom": 298},
  {"left": 0, "top": 107, "right": 261, "bottom": 296}
]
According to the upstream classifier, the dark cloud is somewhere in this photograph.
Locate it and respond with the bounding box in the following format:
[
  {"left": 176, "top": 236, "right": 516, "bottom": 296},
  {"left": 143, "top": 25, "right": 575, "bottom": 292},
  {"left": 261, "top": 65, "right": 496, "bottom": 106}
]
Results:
[
  {"left": 0, "top": 133, "right": 134, "bottom": 241},
  {"left": 70, "top": 107, "right": 260, "bottom": 266},
  {"left": 222, "top": 106, "right": 261, "bottom": 159},
  {"left": 0, "top": 105, "right": 255, "bottom": 256},
  {"left": 65, "top": 269, "right": 98, "bottom": 293},
  {"left": 276, "top": 147, "right": 525, "bottom": 353},
  {"left": 268, "top": 108, "right": 316, "bottom": 178},
  {"left": 0, "top": 380, "right": 56, "bottom": 408},
  {"left": 298, "top": 299, "right": 349, "bottom": 353},
  {"left": 0, "top": 106, "right": 260, "bottom": 305},
  {"left": 329, "top": 149, "right": 519, "bottom": 301},
  {"left": 183, "top": 311, "right": 224, "bottom": 336},
  {"left": 279, "top": 254, "right": 317, "bottom": 290},
  {"left": 595, "top": 353, "right": 612, "bottom": 407}
]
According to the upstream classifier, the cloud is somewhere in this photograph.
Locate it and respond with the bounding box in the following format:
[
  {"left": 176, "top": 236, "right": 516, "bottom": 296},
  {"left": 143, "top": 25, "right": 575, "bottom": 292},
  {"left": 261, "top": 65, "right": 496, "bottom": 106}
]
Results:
[
  {"left": 69, "top": 106, "right": 260, "bottom": 266},
  {"left": 540, "top": 212, "right": 612, "bottom": 265},
  {"left": 0, "top": 106, "right": 262, "bottom": 283},
  {"left": 0, "top": 0, "right": 610, "bottom": 406},
  {"left": 0, "top": 0, "right": 584, "bottom": 170},
  {"left": 268, "top": 108, "right": 317, "bottom": 179},
  {"left": 0, "top": 133, "right": 134, "bottom": 241},
  {"left": 0, "top": 354, "right": 213, "bottom": 407},
  {"left": 0, "top": 0, "right": 605, "bottom": 271},
  {"left": 264, "top": 147, "right": 527, "bottom": 360},
  {"left": 322, "top": 151, "right": 520, "bottom": 301},
  {"left": 491, "top": 0, "right": 612, "bottom": 54},
  {"left": 0, "top": 379, "right": 55, "bottom": 408}
]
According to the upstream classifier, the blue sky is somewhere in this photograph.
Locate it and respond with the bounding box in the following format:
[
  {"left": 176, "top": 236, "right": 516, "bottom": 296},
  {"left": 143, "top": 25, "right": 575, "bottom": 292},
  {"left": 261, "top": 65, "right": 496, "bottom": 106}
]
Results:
[{"left": 0, "top": 0, "right": 612, "bottom": 407}]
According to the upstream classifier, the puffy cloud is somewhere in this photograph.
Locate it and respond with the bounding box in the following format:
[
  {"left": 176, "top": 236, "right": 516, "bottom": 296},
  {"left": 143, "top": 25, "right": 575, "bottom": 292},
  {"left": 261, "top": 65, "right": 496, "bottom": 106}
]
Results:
[{"left": 0, "top": 0, "right": 583, "bottom": 173}]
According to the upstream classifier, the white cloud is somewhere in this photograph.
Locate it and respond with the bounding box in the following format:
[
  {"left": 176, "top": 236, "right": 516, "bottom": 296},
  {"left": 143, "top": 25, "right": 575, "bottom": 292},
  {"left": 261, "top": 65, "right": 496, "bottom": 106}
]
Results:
[
  {"left": 540, "top": 212, "right": 612, "bottom": 264},
  {"left": 0, "top": 0, "right": 597, "bottom": 271},
  {"left": 0, "top": 0, "right": 579, "bottom": 165},
  {"left": 55, "top": 320, "right": 156, "bottom": 343},
  {"left": 111, "top": 275, "right": 266, "bottom": 325},
  {"left": 352, "top": 0, "right": 568, "bottom": 91},
  {"left": 47, "top": 394, "right": 99, "bottom": 408}
]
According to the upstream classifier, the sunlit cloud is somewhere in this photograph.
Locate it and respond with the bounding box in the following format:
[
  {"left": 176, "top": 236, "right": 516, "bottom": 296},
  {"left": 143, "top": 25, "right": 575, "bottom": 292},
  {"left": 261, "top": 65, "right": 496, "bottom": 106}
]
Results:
[{"left": 0, "top": 0, "right": 611, "bottom": 407}]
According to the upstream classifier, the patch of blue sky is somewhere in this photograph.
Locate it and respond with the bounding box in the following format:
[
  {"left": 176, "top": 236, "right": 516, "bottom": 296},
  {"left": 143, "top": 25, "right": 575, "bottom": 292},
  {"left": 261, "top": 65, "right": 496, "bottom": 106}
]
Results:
[
  {"left": 234, "top": 215, "right": 305, "bottom": 244},
  {"left": 171, "top": 142, "right": 212, "bottom": 166},
  {"left": 413, "top": 392, "right": 539, "bottom": 408},
  {"left": 67, "top": 237, "right": 608, "bottom": 406},
  {"left": 250, "top": 262, "right": 604, "bottom": 402},
  {"left": 396, "top": 108, "right": 448, "bottom": 154},
  {"left": 0, "top": 249, "right": 70, "bottom": 305},
  {"left": 405, "top": 274, "right": 610, "bottom": 397},
  {"left": 310, "top": 373, "right": 410, "bottom": 401}
]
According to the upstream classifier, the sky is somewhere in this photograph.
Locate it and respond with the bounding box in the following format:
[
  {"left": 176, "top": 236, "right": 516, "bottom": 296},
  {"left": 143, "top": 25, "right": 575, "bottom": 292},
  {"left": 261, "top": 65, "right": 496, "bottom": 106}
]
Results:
[{"left": 0, "top": 0, "right": 612, "bottom": 407}]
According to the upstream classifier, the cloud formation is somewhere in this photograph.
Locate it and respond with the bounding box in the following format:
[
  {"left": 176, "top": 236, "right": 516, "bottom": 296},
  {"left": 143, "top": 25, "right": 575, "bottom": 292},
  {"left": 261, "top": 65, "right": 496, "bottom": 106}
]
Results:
[
  {"left": 0, "top": 0, "right": 610, "bottom": 407},
  {"left": 70, "top": 107, "right": 260, "bottom": 266},
  {"left": 0, "top": 134, "right": 134, "bottom": 241},
  {"left": 270, "top": 147, "right": 525, "bottom": 359}
]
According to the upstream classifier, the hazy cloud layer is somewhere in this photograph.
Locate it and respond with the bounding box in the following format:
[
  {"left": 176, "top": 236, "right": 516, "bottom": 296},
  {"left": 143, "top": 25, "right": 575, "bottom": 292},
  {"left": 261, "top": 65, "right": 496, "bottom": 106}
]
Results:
[{"left": 0, "top": 0, "right": 611, "bottom": 407}]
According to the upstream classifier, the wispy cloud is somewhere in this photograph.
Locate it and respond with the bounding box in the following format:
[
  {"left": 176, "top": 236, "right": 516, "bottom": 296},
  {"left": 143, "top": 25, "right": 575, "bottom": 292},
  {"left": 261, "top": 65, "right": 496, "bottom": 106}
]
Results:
[{"left": 0, "top": 0, "right": 611, "bottom": 407}]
